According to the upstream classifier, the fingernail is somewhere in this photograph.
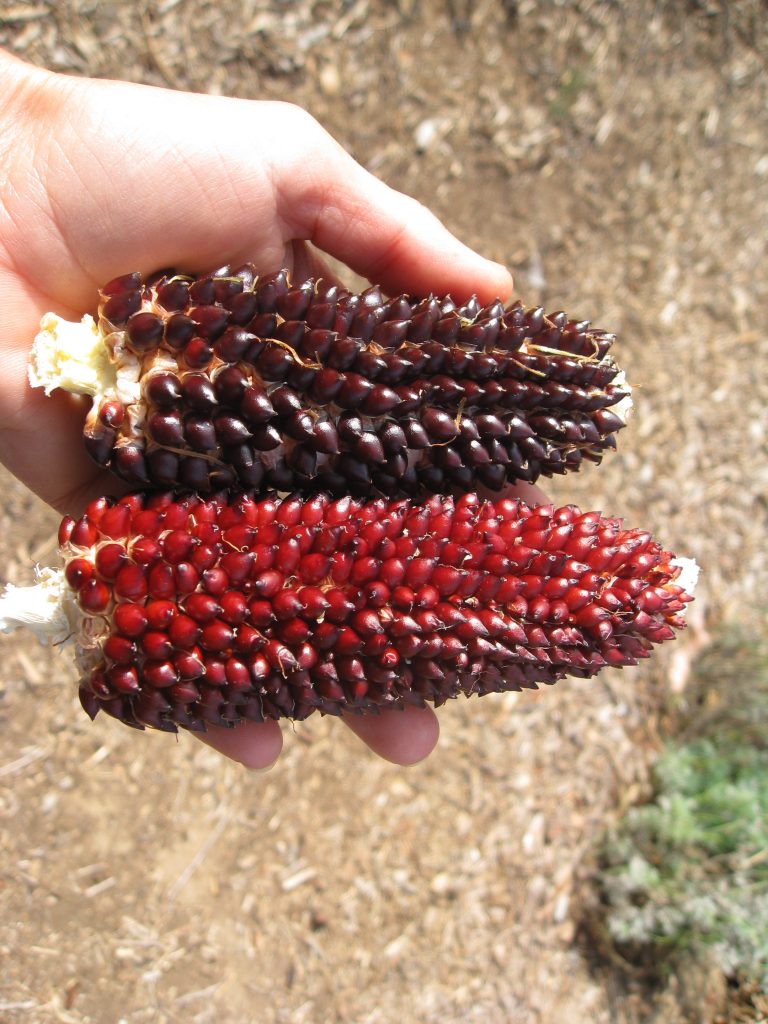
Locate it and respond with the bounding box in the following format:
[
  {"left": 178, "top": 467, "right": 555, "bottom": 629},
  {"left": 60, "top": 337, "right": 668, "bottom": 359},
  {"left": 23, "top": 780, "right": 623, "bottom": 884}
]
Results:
[{"left": 243, "top": 758, "right": 278, "bottom": 774}]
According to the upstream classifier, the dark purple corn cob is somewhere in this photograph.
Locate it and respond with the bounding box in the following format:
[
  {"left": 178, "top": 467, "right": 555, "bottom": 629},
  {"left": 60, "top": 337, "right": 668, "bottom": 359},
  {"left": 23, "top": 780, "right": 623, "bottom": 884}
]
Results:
[
  {"left": 32, "top": 266, "right": 631, "bottom": 497},
  {"left": 49, "top": 491, "right": 691, "bottom": 733}
]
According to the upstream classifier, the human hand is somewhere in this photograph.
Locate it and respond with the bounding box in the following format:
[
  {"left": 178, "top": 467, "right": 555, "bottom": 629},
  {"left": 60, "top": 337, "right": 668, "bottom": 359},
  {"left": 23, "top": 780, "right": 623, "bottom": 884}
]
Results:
[{"left": 0, "top": 50, "right": 522, "bottom": 768}]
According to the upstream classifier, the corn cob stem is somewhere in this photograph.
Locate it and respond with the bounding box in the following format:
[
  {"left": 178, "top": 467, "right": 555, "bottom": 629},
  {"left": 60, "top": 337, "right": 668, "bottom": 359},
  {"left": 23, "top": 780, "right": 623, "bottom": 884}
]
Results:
[{"left": 0, "top": 567, "right": 76, "bottom": 645}]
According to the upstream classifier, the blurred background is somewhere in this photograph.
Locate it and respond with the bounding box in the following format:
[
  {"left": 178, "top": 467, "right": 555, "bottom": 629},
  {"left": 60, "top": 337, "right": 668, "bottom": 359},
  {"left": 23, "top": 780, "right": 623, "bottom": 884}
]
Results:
[{"left": 0, "top": 1, "right": 766, "bottom": 1021}]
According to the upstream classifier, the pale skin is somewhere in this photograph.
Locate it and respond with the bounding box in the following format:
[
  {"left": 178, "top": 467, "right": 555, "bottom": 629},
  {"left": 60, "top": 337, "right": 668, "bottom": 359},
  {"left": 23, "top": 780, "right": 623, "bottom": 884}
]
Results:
[{"left": 0, "top": 49, "right": 542, "bottom": 769}]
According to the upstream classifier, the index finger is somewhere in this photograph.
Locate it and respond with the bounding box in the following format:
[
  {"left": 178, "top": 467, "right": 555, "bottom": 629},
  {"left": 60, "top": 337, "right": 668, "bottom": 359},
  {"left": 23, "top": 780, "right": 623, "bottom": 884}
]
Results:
[{"left": 272, "top": 120, "right": 514, "bottom": 302}]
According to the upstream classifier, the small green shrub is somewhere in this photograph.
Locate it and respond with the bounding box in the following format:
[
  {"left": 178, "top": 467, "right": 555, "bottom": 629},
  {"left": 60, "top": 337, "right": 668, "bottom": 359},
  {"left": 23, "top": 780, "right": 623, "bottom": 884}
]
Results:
[
  {"left": 600, "top": 736, "right": 768, "bottom": 987},
  {"left": 593, "top": 624, "right": 768, "bottom": 992}
]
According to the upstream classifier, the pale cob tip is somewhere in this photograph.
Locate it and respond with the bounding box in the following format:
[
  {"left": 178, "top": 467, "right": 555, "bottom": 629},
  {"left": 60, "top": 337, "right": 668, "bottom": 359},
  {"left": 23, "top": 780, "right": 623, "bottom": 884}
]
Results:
[
  {"left": 671, "top": 556, "right": 700, "bottom": 597},
  {"left": 610, "top": 369, "right": 634, "bottom": 424}
]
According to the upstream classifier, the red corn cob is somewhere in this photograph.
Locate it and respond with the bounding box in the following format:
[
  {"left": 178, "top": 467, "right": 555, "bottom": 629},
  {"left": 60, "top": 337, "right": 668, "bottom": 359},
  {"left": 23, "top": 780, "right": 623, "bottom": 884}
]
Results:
[
  {"left": 0, "top": 492, "right": 694, "bottom": 734},
  {"left": 29, "top": 267, "right": 632, "bottom": 497}
]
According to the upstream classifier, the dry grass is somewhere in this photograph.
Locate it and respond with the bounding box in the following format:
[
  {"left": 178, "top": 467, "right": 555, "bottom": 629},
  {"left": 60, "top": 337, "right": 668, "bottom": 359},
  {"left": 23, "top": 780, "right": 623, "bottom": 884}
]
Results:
[{"left": 0, "top": 1, "right": 766, "bottom": 1021}]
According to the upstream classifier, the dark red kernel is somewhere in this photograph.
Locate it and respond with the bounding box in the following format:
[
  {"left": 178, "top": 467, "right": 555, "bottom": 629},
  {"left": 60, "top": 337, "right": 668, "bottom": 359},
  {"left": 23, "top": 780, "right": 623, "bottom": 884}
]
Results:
[
  {"left": 201, "top": 620, "right": 235, "bottom": 652},
  {"left": 143, "top": 661, "right": 179, "bottom": 688},
  {"left": 108, "top": 665, "right": 141, "bottom": 693},
  {"left": 114, "top": 602, "right": 148, "bottom": 637},
  {"left": 168, "top": 614, "right": 201, "bottom": 649},
  {"left": 142, "top": 630, "right": 174, "bottom": 661},
  {"left": 102, "top": 290, "right": 141, "bottom": 325},
  {"left": 127, "top": 312, "right": 163, "bottom": 351}
]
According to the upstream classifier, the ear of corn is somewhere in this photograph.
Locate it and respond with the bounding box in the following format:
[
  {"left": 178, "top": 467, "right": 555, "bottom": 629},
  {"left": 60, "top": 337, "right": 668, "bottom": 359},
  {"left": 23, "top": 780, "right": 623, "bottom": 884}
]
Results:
[
  {"left": 1, "top": 492, "right": 694, "bottom": 734},
  {"left": 12, "top": 265, "right": 698, "bottom": 742},
  {"left": 29, "top": 267, "right": 632, "bottom": 497}
]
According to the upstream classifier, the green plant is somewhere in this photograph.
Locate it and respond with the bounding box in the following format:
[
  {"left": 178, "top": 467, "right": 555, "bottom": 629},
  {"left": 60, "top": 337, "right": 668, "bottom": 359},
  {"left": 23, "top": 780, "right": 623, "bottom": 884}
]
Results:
[{"left": 594, "top": 624, "right": 768, "bottom": 992}]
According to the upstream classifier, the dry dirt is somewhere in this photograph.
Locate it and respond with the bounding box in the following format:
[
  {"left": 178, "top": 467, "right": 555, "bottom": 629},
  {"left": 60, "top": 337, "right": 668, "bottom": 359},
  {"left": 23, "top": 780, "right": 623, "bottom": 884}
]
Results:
[{"left": 0, "top": 2, "right": 766, "bottom": 1022}]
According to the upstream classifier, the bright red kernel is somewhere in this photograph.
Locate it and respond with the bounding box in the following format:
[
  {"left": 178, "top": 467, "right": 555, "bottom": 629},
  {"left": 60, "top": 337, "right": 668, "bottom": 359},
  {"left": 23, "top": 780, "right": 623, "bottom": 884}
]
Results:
[
  {"left": 114, "top": 602, "right": 148, "bottom": 637},
  {"left": 95, "top": 543, "right": 127, "bottom": 580},
  {"left": 78, "top": 579, "right": 111, "bottom": 613}
]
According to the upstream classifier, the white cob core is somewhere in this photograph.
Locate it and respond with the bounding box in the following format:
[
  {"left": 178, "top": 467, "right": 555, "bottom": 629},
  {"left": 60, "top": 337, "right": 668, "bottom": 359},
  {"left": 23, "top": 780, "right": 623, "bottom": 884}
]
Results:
[
  {"left": 0, "top": 568, "right": 77, "bottom": 645},
  {"left": 29, "top": 313, "right": 116, "bottom": 397}
]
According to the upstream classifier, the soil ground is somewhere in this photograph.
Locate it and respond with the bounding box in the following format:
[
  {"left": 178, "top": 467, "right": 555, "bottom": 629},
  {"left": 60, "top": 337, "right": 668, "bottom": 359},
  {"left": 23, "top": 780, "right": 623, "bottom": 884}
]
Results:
[{"left": 0, "top": 2, "right": 766, "bottom": 1022}]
